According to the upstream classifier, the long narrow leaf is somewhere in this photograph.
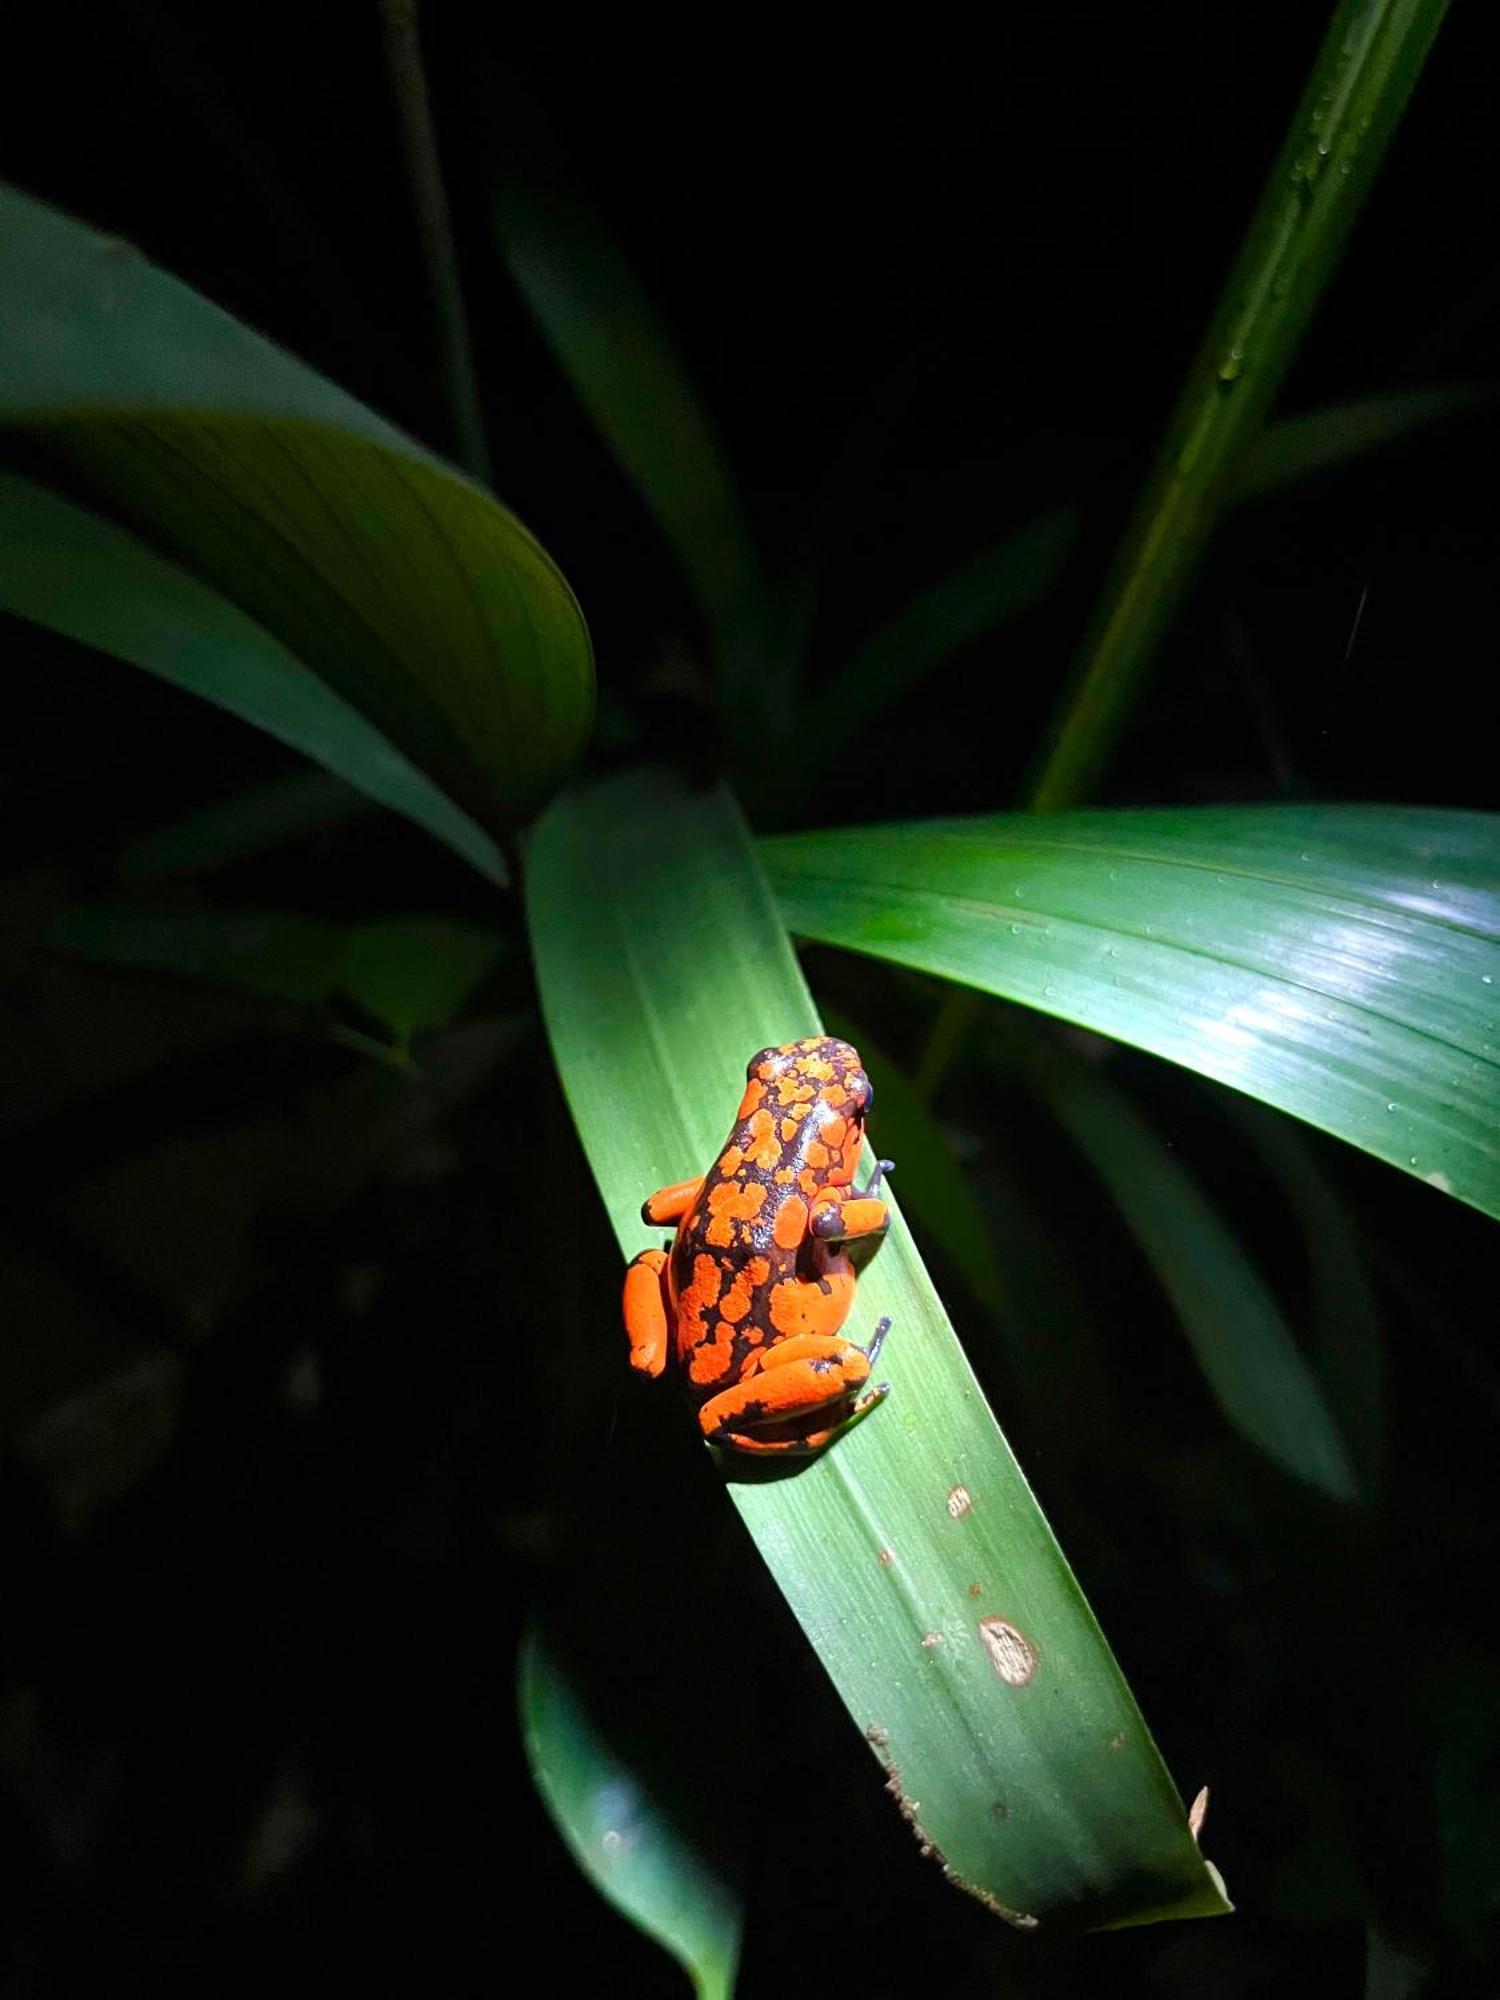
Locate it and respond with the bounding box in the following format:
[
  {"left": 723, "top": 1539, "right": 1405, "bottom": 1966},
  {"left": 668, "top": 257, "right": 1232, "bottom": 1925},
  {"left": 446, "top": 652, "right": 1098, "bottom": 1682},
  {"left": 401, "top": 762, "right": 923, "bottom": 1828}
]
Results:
[
  {"left": 1235, "top": 385, "right": 1486, "bottom": 500},
  {"left": 811, "top": 380, "right": 1479, "bottom": 768},
  {"left": 1033, "top": 0, "right": 1450, "bottom": 810},
  {"left": 0, "top": 473, "right": 502, "bottom": 882},
  {"left": 1226, "top": 1099, "right": 1388, "bottom": 1490},
  {"left": 1016, "top": 1039, "right": 1358, "bottom": 1501},
  {"left": 495, "top": 181, "right": 760, "bottom": 657},
  {"left": 118, "top": 770, "right": 368, "bottom": 882},
  {"left": 526, "top": 768, "right": 1226, "bottom": 1934},
  {"left": 820, "top": 512, "right": 1077, "bottom": 749},
  {"left": 763, "top": 806, "right": 1500, "bottom": 1217},
  {"left": 520, "top": 1625, "right": 742, "bottom": 2000},
  {"left": 50, "top": 904, "right": 500, "bottom": 1045},
  {"left": 0, "top": 183, "right": 593, "bottom": 826}
]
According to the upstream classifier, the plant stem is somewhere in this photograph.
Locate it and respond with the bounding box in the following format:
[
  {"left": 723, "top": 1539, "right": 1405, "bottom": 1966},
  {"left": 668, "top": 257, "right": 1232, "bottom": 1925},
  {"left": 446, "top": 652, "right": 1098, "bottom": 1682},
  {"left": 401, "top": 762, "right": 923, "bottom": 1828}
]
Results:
[
  {"left": 915, "top": 0, "right": 1449, "bottom": 1106},
  {"left": 1029, "top": 0, "right": 1449, "bottom": 815},
  {"left": 378, "top": 0, "right": 493, "bottom": 486}
]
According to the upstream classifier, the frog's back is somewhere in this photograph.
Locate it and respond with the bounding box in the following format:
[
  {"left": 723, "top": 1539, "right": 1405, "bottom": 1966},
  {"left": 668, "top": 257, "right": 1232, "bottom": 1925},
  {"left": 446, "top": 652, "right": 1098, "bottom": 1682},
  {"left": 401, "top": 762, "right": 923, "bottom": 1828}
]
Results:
[{"left": 669, "top": 1038, "right": 872, "bottom": 1397}]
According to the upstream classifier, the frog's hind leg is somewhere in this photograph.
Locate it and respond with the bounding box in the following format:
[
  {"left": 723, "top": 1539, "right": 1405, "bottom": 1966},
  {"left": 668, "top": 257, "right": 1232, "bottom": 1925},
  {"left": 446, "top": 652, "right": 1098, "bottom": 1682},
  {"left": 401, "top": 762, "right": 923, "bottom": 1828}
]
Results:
[
  {"left": 700, "top": 1328, "right": 891, "bottom": 1455},
  {"left": 710, "top": 1380, "right": 892, "bottom": 1456},
  {"left": 623, "top": 1248, "right": 672, "bottom": 1378}
]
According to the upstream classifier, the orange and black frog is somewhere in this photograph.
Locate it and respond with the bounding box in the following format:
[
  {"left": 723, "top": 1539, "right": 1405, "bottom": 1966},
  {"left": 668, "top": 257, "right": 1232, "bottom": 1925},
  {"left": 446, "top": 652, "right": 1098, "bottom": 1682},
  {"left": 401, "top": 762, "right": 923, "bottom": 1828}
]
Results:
[{"left": 622, "top": 1036, "right": 894, "bottom": 1455}]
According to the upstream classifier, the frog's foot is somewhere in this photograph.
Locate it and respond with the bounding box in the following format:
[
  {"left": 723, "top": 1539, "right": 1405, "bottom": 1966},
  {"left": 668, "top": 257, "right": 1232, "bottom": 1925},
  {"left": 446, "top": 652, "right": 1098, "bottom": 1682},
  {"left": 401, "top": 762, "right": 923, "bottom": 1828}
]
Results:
[{"left": 700, "top": 1330, "right": 890, "bottom": 1456}]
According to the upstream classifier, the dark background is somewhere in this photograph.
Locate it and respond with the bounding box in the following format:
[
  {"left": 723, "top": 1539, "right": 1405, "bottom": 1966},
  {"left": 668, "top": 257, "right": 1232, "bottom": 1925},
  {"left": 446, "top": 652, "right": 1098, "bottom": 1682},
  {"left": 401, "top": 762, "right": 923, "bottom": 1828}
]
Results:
[{"left": 2, "top": 4, "right": 1498, "bottom": 1994}]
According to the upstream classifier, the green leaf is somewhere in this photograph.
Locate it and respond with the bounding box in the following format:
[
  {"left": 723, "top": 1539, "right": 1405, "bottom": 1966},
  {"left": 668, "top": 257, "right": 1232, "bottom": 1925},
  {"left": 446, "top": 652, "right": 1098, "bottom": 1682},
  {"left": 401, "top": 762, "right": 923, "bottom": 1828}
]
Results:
[
  {"left": 1033, "top": 0, "right": 1450, "bottom": 810},
  {"left": 1016, "top": 1037, "right": 1357, "bottom": 1501},
  {"left": 519, "top": 1624, "right": 742, "bottom": 2000},
  {"left": 797, "top": 382, "right": 1474, "bottom": 767},
  {"left": 49, "top": 904, "right": 500, "bottom": 1044},
  {"left": 335, "top": 918, "right": 502, "bottom": 1040},
  {"left": 495, "top": 180, "right": 760, "bottom": 654},
  {"left": 816, "top": 510, "right": 1077, "bottom": 760},
  {"left": 118, "top": 770, "right": 368, "bottom": 882},
  {"left": 1236, "top": 385, "right": 1488, "bottom": 500},
  {"left": 0, "top": 473, "right": 502, "bottom": 883},
  {"left": 0, "top": 183, "right": 593, "bottom": 828},
  {"left": 1226, "top": 1098, "right": 1388, "bottom": 1490},
  {"left": 763, "top": 806, "right": 1500, "bottom": 1218},
  {"left": 526, "top": 768, "right": 1227, "bottom": 1934}
]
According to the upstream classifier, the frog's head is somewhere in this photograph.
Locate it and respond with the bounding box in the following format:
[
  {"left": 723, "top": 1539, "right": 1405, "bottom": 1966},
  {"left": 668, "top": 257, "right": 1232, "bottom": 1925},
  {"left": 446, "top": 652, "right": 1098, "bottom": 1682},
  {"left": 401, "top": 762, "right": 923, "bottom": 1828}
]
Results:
[{"left": 745, "top": 1037, "right": 874, "bottom": 1145}]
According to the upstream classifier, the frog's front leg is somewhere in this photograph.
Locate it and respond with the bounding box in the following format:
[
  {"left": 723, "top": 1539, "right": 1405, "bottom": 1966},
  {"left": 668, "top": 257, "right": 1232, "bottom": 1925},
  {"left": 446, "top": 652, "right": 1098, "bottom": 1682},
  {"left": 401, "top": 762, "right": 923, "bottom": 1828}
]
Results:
[
  {"left": 640, "top": 1176, "right": 704, "bottom": 1226},
  {"left": 810, "top": 1160, "right": 895, "bottom": 1245},
  {"left": 622, "top": 1247, "right": 672, "bottom": 1378},
  {"left": 699, "top": 1325, "right": 891, "bottom": 1454}
]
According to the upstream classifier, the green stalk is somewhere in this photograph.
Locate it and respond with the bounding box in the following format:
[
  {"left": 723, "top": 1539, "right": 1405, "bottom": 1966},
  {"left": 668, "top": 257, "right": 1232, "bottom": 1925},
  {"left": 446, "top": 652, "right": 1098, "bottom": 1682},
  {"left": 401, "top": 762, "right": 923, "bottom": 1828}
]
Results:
[
  {"left": 1030, "top": 0, "right": 1449, "bottom": 813},
  {"left": 378, "top": 0, "right": 492, "bottom": 485}
]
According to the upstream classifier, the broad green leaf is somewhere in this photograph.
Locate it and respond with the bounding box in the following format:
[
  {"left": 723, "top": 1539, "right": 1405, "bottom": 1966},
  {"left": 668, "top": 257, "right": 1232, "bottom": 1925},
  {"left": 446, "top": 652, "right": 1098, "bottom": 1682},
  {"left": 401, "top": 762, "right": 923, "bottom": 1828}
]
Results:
[
  {"left": 527, "top": 768, "right": 1226, "bottom": 1935},
  {"left": 119, "top": 770, "right": 368, "bottom": 882},
  {"left": 49, "top": 904, "right": 500, "bottom": 1046},
  {"left": 0, "top": 183, "right": 593, "bottom": 827},
  {"left": 495, "top": 180, "right": 760, "bottom": 655},
  {"left": 1015, "top": 1038, "right": 1357, "bottom": 1501},
  {"left": 0, "top": 473, "right": 502, "bottom": 883},
  {"left": 1236, "top": 385, "right": 1487, "bottom": 500},
  {"left": 763, "top": 807, "right": 1500, "bottom": 1218},
  {"left": 1033, "top": 0, "right": 1450, "bottom": 810},
  {"left": 520, "top": 1625, "right": 742, "bottom": 2000}
]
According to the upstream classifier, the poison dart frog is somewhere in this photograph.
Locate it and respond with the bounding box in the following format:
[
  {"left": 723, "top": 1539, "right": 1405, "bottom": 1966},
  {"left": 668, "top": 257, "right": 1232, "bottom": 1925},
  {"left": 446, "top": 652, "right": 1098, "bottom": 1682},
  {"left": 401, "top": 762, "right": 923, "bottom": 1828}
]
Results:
[{"left": 623, "top": 1036, "right": 894, "bottom": 1455}]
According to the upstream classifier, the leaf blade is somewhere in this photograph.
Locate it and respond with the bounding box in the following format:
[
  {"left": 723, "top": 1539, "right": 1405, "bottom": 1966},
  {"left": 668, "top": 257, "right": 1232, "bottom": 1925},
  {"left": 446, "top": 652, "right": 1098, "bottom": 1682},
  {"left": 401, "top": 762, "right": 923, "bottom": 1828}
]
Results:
[
  {"left": 0, "top": 182, "right": 594, "bottom": 826},
  {"left": 526, "top": 769, "right": 1227, "bottom": 1933},
  {"left": 495, "top": 180, "right": 760, "bottom": 654},
  {"left": 0, "top": 472, "right": 505, "bottom": 882},
  {"left": 1019, "top": 1041, "right": 1358, "bottom": 1501},
  {"left": 520, "top": 1624, "right": 742, "bottom": 2000},
  {"left": 763, "top": 806, "right": 1500, "bottom": 1217},
  {"left": 1032, "top": 0, "right": 1451, "bottom": 810}
]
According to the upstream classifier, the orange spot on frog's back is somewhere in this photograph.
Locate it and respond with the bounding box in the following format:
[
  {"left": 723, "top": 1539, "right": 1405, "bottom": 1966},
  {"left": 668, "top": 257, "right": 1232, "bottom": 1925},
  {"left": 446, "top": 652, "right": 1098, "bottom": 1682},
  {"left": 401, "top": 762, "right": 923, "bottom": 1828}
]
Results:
[
  {"left": 738, "top": 1079, "right": 766, "bottom": 1118},
  {"left": 773, "top": 1196, "right": 809, "bottom": 1250},
  {"left": 706, "top": 1179, "right": 767, "bottom": 1245},
  {"left": 718, "top": 1257, "right": 767, "bottom": 1324},
  {"left": 743, "top": 1108, "right": 781, "bottom": 1171},
  {"left": 689, "top": 1321, "right": 736, "bottom": 1384}
]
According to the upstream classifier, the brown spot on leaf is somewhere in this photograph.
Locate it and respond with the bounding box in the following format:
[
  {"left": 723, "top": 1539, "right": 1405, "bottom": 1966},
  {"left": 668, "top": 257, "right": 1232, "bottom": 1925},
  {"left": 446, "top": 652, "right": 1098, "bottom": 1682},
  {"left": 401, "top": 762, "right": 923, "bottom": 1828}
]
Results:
[
  {"left": 1189, "top": 1785, "right": 1210, "bottom": 1841},
  {"left": 877, "top": 1547, "right": 895, "bottom": 1567},
  {"left": 978, "top": 1617, "right": 1037, "bottom": 1685},
  {"left": 865, "top": 1723, "right": 889, "bottom": 1750},
  {"left": 947, "top": 1485, "right": 972, "bottom": 1519},
  {"left": 967, "top": 1581, "right": 982, "bottom": 1598},
  {"left": 921, "top": 1631, "right": 943, "bottom": 1650}
]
